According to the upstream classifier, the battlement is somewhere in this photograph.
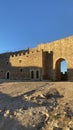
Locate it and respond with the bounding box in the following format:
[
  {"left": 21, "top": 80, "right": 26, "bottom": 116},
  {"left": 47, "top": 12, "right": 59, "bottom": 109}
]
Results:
[{"left": 10, "top": 48, "right": 43, "bottom": 58}]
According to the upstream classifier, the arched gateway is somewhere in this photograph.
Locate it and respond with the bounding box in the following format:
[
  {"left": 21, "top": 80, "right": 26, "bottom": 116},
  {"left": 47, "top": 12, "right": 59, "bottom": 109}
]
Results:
[
  {"left": 55, "top": 58, "right": 67, "bottom": 81},
  {"left": 37, "top": 36, "right": 73, "bottom": 81},
  {"left": 0, "top": 36, "right": 73, "bottom": 81}
]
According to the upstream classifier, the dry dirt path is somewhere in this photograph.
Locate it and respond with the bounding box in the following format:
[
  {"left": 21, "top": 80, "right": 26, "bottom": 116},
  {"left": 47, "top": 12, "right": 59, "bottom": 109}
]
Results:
[{"left": 0, "top": 80, "right": 73, "bottom": 130}]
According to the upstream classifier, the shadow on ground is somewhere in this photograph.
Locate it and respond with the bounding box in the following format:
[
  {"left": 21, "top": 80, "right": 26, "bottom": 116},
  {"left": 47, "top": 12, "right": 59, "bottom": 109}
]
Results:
[{"left": 0, "top": 82, "right": 64, "bottom": 130}]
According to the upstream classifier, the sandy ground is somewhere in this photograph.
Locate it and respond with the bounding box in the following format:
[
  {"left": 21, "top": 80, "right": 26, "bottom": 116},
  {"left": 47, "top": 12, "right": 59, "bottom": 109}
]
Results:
[{"left": 0, "top": 80, "right": 73, "bottom": 130}]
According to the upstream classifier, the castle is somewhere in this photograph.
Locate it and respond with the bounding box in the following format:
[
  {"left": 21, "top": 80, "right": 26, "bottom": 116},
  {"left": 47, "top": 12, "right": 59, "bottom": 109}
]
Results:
[{"left": 0, "top": 36, "right": 73, "bottom": 81}]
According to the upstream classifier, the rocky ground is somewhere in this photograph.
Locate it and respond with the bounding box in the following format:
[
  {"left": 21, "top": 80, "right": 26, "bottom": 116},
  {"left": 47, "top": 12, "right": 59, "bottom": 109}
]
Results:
[{"left": 0, "top": 80, "right": 73, "bottom": 130}]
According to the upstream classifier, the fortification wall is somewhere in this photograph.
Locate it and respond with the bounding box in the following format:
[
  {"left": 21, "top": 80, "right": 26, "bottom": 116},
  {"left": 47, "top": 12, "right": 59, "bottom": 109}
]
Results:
[
  {"left": 37, "top": 36, "right": 73, "bottom": 80},
  {"left": 0, "top": 36, "right": 73, "bottom": 81},
  {"left": 0, "top": 49, "right": 43, "bottom": 80}
]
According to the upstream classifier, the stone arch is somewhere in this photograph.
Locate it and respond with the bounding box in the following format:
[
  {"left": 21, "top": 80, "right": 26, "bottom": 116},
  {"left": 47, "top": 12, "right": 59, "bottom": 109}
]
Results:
[
  {"left": 6, "top": 71, "right": 10, "bottom": 79},
  {"left": 55, "top": 58, "right": 68, "bottom": 81}
]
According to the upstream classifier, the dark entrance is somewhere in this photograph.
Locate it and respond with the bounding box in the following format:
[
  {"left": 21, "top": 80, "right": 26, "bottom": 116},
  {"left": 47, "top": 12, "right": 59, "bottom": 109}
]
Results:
[
  {"left": 31, "top": 70, "right": 34, "bottom": 79},
  {"left": 6, "top": 72, "right": 10, "bottom": 79},
  {"left": 36, "top": 70, "right": 39, "bottom": 79},
  {"left": 55, "top": 58, "right": 68, "bottom": 81}
]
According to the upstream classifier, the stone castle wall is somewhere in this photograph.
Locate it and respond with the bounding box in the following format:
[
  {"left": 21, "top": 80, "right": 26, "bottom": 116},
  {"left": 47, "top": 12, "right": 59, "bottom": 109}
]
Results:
[
  {"left": 0, "top": 49, "right": 43, "bottom": 80},
  {"left": 0, "top": 35, "right": 73, "bottom": 81},
  {"left": 37, "top": 36, "right": 73, "bottom": 80}
]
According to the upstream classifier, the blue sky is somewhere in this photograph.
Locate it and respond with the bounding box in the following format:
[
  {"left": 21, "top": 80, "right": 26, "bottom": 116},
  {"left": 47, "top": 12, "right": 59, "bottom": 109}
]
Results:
[
  {"left": 0, "top": 0, "right": 73, "bottom": 72},
  {"left": 61, "top": 61, "right": 67, "bottom": 73},
  {"left": 0, "top": 0, "right": 73, "bottom": 53}
]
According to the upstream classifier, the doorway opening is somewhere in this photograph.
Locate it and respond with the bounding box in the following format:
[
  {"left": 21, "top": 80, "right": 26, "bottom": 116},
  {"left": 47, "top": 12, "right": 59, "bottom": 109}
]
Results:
[
  {"left": 55, "top": 58, "right": 68, "bottom": 81},
  {"left": 31, "top": 70, "right": 34, "bottom": 79},
  {"left": 6, "top": 72, "right": 10, "bottom": 79},
  {"left": 36, "top": 70, "right": 40, "bottom": 79}
]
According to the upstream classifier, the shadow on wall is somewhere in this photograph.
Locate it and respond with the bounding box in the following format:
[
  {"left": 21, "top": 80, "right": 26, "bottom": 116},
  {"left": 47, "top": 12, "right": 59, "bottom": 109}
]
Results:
[
  {"left": 42, "top": 51, "right": 53, "bottom": 80},
  {"left": 0, "top": 65, "right": 43, "bottom": 81},
  {"left": 54, "top": 68, "right": 73, "bottom": 82}
]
